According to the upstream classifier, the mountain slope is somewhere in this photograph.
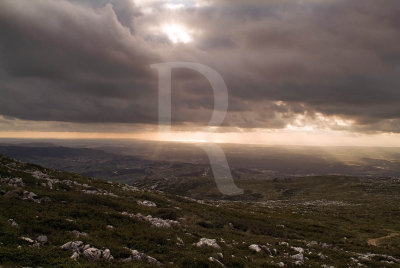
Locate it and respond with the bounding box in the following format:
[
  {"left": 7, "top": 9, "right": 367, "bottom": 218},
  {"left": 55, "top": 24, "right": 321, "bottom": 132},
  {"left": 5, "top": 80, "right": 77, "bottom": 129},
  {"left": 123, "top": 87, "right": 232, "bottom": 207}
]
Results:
[{"left": 0, "top": 155, "right": 399, "bottom": 267}]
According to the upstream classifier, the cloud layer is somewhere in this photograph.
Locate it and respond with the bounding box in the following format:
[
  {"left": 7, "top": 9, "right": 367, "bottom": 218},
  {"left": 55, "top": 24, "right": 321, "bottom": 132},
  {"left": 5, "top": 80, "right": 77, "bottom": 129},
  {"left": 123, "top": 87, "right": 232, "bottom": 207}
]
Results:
[{"left": 1, "top": 0, "right": 400, "bottom": 133}]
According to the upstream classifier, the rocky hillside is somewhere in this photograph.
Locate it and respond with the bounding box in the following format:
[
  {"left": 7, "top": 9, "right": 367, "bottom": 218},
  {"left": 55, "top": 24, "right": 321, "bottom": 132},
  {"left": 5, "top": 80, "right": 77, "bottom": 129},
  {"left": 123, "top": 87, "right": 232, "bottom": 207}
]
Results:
[{"left": 0, "top": 155, "right": 399, "bottom": 267}]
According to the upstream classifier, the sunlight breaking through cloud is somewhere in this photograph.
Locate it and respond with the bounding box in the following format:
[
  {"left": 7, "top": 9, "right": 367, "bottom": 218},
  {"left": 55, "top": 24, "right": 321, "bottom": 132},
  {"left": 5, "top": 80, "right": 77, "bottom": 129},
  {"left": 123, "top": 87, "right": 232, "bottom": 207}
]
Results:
[{"left": 162, "top": 23, "right": 192, "bottom": 43}]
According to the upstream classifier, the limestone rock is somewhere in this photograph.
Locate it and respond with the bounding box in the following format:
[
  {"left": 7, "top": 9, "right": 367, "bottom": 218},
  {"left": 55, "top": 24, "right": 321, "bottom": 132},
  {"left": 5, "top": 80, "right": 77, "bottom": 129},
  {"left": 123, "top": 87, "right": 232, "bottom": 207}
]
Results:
[
  {"left": 292, "top": 247, "right": 304, "bottom": 254},
  {"left": 194, "top": 238, "right": 220, "bottom": 249},
  {"left": 102, "top": 249, "right": 114, "bottom": 261},
  {"left": 209, "top": 256, "right": 225, "bottom": 267},
  {"left": 123, "top": 249, "right": 162, "bottom": 266},
  {"left": 8, "top": 218, "right": 19, "bottom": 228},
  {"left": 291, "top": 253, "right": 304, "bottom": 264},
  {"left": 176, "top": 237, "right": 184, "bottom": 247},
  {"left": 70, "top": 230, "right": 88, "bottom": 238},
  {"left": 70, "top": 252, "right": 80, "bottom": 261},
  {"left": 61, "top": 241, "right": 84, "bottom": 252},
  {"left": 137, "top": 200, "right": 157, "bottom": 207},
  {"left": 1, "top": 177, "right": 24, "bottom": 187},
  {"left": 20, "top": 236, "right": 34, "bottom": 243},
  {"left": 121, "top": 211, "right": 179, "bottom": 228},
  {"left": 279, "top": 241, "right": 289, "bottom": 247},
  {"left": 83, "top": 247, "right": 102, "bottom": 261},
  {"left": 249, "top": 244, "right": 262, "bottom": 253},
  {"left": 37, "top": 235, "right": 48, "bottom": 244}
]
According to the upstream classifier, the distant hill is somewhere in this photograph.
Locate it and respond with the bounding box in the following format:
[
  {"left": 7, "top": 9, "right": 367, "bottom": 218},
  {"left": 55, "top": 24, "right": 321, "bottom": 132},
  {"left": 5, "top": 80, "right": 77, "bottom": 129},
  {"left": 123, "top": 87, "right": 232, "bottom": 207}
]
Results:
[
  {"left": 0, "top": 145, "right": 111, "bottom": 159},
  {"left": 2, "top": 143, "right": 400, "bottom": 190}
]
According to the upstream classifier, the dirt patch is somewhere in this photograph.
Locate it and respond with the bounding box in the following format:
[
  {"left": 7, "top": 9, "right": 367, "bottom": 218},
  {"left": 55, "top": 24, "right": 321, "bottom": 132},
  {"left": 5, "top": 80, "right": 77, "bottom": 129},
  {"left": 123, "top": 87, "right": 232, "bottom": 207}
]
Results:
[{"left": 368, "top": 233, "right": 400, "bottom": 246}]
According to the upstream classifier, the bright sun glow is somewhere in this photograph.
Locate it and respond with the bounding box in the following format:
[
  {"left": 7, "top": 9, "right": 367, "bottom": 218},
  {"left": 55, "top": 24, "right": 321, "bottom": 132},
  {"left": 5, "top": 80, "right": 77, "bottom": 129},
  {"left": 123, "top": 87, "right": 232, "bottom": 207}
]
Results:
[
  {"left": 162, "top": 24, "right": 192, "bottom": 44},
  {"left": 164, "top": 3, "right": 185, "bottom": 10}
]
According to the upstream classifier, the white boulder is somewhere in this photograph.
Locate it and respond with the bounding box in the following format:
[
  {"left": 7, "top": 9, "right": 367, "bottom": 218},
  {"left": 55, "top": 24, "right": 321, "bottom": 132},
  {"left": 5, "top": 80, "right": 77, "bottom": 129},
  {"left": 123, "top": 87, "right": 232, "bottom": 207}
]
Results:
[
  {"left": 70, "top": 230, "right": 88, "bottom": 238},
  {"left": 37, "top": 235, "right": 48, "bottom": 244},
  {"left": 61, "top": 241, "right": 84, "bottom": 252},
  {"left": 209, "top": 256, "right": 225, "bottom": 267},
  {"left": 20, "top": 236, "right": 34, "bottom": 243},
  {"left": 102, "top": 248, "right": 114, "bottom": 261},
  {"left": 279, "top": 241, "right": 289, "bottom": 247},
  {"left": 83, "top": 247, "right": 102, "bottom": 261},
  {"left": 291, "top": 253, "right": 304, "bottom": 264},
  {"left": 249, "top": 244, "right": 262, "bottom": 253},
  {"left": 137, "top": 200, "right": 157, "bottom": 207},
  {"left": 70, "top": 252, "right": 80, "bottom": 261},
  {"left": 8, "top": 219, "right": 19, "bottom": 228},
  {"left": 123, "top": 249, "right": 162, "bottom": 266},
  {"left": 194, "top": 238, "right": 220, "bottom": 249},
  {"left": 292, "top": 246, "right": 304, "bottom": 254}
]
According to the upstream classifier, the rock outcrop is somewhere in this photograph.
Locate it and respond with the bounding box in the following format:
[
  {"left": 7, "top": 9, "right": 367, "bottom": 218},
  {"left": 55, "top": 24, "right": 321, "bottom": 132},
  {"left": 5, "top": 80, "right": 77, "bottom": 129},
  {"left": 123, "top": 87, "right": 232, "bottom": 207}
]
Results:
[
  {"left": 122, "top": 249, "right": 162, "bottom": 266},
  {"left": 61, "top": 241, "right": 113, "bottom": 262},
  {"left": 121, "top": 211, "right": 179, "bottom": 228},
  {"left": 83, "top": 247, "right": 103, "bottom": 261},
  {"left": 8, "top": 218, "right": 19, "bottom": 228},
  {"left": 249, "top": 244, "right": 262, "bottom": 253},
  {"left": 37, "top": 235, "right": 48, "bottom": 244},
  {"left": 1, "top": 177, "right": 24, "bottom": 187},
  {"left": 209, "top": 256, "right": 225, "bottom": 267},
  {"left": 194, "top": 238, "right": 220, "bottom": 249},
  {"left": 70, "top": 230, "right": 88, "bottom": 238},
  {"left": 137, "top": 200, "right": 157, "bottom": 207},
  {"left": 291, "top": 253, "right": 304, "bottom": 265}
]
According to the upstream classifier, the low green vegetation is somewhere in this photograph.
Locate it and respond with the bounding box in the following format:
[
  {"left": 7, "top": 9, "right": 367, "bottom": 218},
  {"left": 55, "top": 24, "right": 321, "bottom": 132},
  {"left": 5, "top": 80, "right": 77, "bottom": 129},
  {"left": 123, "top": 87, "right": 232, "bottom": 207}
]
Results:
[{"left": 0, "top": 155, "right": 399, "bottom": 267}]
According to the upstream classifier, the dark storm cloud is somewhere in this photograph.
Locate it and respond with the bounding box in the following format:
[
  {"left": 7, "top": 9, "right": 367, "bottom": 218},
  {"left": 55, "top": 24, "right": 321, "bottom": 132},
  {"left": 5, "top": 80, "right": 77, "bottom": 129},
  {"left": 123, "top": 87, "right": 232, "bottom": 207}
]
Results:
[
  {"left": 1, "top": 0, "right": 400, "bottom": 132},
  {"left": 0, "top": 0, "right": 161, "bottom": 124},
  {"left": 176, "top": 0, "right": 400, "bottom": 130}
]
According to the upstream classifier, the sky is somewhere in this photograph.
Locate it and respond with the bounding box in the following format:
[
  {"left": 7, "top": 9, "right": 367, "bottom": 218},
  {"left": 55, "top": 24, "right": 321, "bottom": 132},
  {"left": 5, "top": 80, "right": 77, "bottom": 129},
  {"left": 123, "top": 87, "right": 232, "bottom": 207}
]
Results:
[{"left": 0, "top": 0, "right": 400, "bottom": 146}]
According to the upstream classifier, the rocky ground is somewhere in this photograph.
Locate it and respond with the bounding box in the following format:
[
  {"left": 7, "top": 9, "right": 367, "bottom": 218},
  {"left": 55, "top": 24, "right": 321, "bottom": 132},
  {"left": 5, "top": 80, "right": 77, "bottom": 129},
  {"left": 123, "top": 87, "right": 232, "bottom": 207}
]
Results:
[{"left": 0, "top": 155, "right": 399, "bottom": 267}]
